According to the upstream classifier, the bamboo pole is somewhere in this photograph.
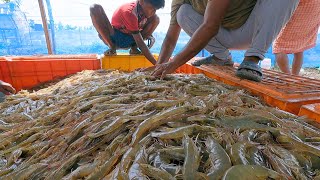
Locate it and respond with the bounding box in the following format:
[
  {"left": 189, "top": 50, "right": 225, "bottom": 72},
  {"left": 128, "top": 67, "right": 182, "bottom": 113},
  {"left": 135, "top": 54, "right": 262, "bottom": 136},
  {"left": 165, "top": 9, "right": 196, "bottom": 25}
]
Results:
[
  {"left": 38, "top": 0, "right": 52, "bottom": 54},
  {"left": 45, "top": 0, "right": 56, "bottom": 54}
]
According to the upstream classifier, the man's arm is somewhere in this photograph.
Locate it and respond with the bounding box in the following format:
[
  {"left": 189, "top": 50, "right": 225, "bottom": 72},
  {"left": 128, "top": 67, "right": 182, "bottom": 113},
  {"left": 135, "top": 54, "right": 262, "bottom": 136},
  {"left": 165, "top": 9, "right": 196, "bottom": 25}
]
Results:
[
  {"left": 132, "top": 33, "right": 157, "bottom": 65},
  {"left": 170, "top": 0, "right": 231, "bottom": 68},
  {"left": 157, "top": 24, "right": 181, "bottom": 64},
  {"left": 152, "top": 0, "right": 231, "bottom": 77},
  {"left": 0, "top": 80, "right": 16, "bottom": 95}
]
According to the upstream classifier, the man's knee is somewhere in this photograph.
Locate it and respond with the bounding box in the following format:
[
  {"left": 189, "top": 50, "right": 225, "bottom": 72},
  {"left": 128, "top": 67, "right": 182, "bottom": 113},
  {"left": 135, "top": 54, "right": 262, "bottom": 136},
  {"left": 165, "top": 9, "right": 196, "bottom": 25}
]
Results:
[
  {"left": 149, "top": 14, "right": 160, "bottom": 26},
  {"left": 90, "top": 4, "right": 102, "bottom": 13},
  {"left": 153, "top": 14, "right": 160, "bottom": 26},
  {"left": 275, "top": 53, "right": 287, "bottom": 60},
  {"left": 176, "top": 4, "right": 193, "bottom": 27}
]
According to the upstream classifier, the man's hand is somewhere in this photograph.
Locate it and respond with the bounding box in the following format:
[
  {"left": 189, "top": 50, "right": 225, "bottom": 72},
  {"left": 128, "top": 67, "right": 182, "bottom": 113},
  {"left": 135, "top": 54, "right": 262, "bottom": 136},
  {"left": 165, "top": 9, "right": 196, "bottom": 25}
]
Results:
[
  {"left": 0, "top": 81, "right": 16, "bottom": 95},
  {"left": 151, "top": 62, "right": 178, "bottom": 79},
  {"left": 135, "top": 66, "right": 157, "bottom": 72}
]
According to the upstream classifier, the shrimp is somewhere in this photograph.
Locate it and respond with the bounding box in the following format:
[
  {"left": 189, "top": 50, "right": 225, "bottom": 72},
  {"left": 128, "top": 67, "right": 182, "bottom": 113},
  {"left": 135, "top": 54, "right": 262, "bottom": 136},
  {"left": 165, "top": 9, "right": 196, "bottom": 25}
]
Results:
[
  {"left": 140, "top": 163, "right": 176, "bottom": 180},
  {"left": 118, "top": 135, "right": 151, "bottom": 175},
  {"left": 159, "top": 147, "right": 185, "bottom": 161},
  {"left": 83, "top": 125, "right": 126, "bottom": 156},
  {"left": 1, "top": 132, "right": 43, "bottom": 155},
  {"left": 62, "top": 163, "right": 97, "bottom": 180},
  {"left": 186, "top": 115, "right": 208, "bottom": 123},
  {"left": 88, "top": 117, "right": 129, "bottom": 139},
  {"left": 222, "top": 165, "right": 284, "bottom": 180},
  {"left": 217, "top": 118, "right": 276, "bottom": 132},
  {"left": 229, "top": 142, "right": 252, "bottom": 165},
  {"left": 151, "top": 124, "right": 217, "bottom": 140},
  {"left": 86, "top": 147, "right": 128, "bottom": 180},
  {"left": 0, "top": 164, "right": 16, "bottom": 177},
  {"left": 246, "top": 145, "right": 268, "bottom": 168},
  {"left": 66, "top": 117, "right": 93, "bottom": 145},
  {"left": 182, "top": 135, "right": 200, "bottom": 180},
  {"left": 45, "top": 153, "right": 81, "bottom": 180},
  {"left": 238, "top": 130, "right": 258, "bottom": 142},
  {"left": 275, "top": 132, "right": 320, "bottom": 157},
  {"left": 153, "top": 153, "right": 182, "bottom": 176},
  {"left": 143, "top": 99, "right": 184, "bottom": 111},
  {"left": 128, "top": 147, "right": 149, "bottom": 180},
  {"left": 0, "top": 123, "right": 17, "bottom": 131},
  {"left": 0, "top": 126, "right": 42, "bottom": 151},
  {"left": 14, "top": 143, "right": 51, "bottom": 172},
  {"left": 95, "top": 109, "right": 126, "bottom": 121},
  {"left": 131, "top": 106, "right": 195, "bottom": 146},
  {"left": 11, "top": 163, "right": 48, "bottom": 180},
  {"left": 6, "top": 149, "right": 22, "bottom": 167},
  {"left": 205, "top": 137, "right": 231, "bottom": 179},
  {"left": 290, "top": 150, "right": 318, "bottom": 178},
  {"left": 110, "top": 166, "right": 130, "bottom": 180},
  {"left": 266, "top": 144, "right": 309, "bottom": 179},
  {"left": 135, "top": 91, "right": 159, "bottom": 100}
]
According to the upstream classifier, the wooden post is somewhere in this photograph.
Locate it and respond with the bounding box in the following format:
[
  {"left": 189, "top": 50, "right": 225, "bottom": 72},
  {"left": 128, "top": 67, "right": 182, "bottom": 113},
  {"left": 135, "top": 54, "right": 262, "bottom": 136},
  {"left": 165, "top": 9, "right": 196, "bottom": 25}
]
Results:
[
  {"left": 38, "top": 0, "right": 52, "bottom": 54},
  {"left": 45, "top": 0, "right": 56, "bottom": 54}
]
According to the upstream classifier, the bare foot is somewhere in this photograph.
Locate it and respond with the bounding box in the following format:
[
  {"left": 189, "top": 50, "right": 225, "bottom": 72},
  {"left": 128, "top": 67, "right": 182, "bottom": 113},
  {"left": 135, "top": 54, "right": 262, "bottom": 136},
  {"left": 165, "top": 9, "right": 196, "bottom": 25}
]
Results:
[{"left": 104, "top": 49, "right": 117, "bottom": 56}]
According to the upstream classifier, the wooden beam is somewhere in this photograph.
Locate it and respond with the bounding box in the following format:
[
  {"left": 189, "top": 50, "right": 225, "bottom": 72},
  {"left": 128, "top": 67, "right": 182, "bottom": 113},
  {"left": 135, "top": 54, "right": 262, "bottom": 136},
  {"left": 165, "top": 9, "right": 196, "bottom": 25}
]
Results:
[{"left": 38, "top": 0, "right": 52, "bottom": 54}]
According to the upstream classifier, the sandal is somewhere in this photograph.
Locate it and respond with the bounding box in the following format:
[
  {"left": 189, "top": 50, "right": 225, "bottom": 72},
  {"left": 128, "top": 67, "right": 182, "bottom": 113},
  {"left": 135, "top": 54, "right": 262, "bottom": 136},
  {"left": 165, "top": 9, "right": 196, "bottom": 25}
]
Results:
[
  {"left": 191, "top": 55, "right": 234, "bottom": 67},
  {"left": 104, "top": 49, "right": 117, "bottom": 56},
  {"left": 235, "top": 60, "right": 263, "bottom": 82},
  {"left": 147, "top": 35, "right": 155, "bottom": 49},
  {"left": 129, "top": 48, "right": 142, "bottom": 55}
]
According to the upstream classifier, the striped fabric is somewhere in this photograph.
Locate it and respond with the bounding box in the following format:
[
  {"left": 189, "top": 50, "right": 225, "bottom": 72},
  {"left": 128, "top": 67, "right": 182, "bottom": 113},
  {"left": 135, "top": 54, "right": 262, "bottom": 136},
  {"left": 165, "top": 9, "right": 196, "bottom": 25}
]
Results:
[{"left": 273, "top": 0, "right": 320, "bottom": 54}]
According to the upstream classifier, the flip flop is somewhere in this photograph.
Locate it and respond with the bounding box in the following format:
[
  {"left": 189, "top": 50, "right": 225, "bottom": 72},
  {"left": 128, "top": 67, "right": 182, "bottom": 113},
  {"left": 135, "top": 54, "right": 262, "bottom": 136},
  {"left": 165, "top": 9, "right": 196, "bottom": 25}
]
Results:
[
  {"left": 147, "top": 35, "right": 155, "bottom": 49},
  {"left": 129, "top": 48, "right": 142, "bottom": 55},
  {"left": 235, "top": 60, "right": 263, "bottom": 82},
  {"left": 191, "top": 55, "right": 234, "bottom": 66}
]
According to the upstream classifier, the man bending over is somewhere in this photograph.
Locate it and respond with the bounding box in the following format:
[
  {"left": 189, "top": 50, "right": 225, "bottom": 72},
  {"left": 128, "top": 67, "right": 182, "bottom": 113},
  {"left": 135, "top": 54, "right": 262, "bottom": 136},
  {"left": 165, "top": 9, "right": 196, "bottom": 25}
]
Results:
[{"left": 90, "top": 0, "right": 165, "bottom": 65}]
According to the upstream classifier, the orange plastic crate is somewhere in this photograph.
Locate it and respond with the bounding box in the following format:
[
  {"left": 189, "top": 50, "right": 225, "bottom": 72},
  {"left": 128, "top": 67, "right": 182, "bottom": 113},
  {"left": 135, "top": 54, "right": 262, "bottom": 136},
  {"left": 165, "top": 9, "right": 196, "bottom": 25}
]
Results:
[
  {"left": 299, "top": 103, "right": 320, "bottom": 123},
  {"left": 0, "top": 55, "right": 100, "bottom": 91},
  {"left": 2, "top": 54, "right": 98, "bottom": 60},
  {"left": 177, "top": 61, "right": 320, "bottom": 116}
]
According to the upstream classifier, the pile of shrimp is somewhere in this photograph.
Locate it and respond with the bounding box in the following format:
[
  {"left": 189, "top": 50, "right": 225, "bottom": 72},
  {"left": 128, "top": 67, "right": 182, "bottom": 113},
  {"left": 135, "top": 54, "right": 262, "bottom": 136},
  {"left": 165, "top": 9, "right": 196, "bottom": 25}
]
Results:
[{"left": 0, "top": 70, "right": 320, "bottom": 180}]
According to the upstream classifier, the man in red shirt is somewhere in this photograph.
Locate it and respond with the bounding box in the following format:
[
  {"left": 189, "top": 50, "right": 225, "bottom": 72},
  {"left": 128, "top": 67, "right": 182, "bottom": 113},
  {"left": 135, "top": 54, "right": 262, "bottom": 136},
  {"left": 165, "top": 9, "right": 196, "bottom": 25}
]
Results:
[{"left": 90, "top": 0, "right": 165, "bottom": 65}]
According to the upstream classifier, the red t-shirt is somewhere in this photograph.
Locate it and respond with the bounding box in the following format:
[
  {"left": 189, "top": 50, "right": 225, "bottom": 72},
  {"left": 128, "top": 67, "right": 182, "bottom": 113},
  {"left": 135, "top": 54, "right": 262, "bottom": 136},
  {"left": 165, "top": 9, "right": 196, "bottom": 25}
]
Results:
[{"left": 111, "top": 1, "right": 147, "bottom": 34}]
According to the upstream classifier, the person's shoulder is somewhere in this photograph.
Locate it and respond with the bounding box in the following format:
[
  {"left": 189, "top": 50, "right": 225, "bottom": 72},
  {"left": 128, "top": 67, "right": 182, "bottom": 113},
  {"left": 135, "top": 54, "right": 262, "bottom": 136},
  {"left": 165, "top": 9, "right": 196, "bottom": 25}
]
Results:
[
  {"left": 171, "top": 0, "right": 191, "bottom": 8},
  {"left": 118, "top": 1, "right": 137, "bottom": 13},
  {"left": 172, "top": 0, "right": 184, "bottom": 3},
  {"left": 172, "top": 0, "right": 188, "bottom": 5}
]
